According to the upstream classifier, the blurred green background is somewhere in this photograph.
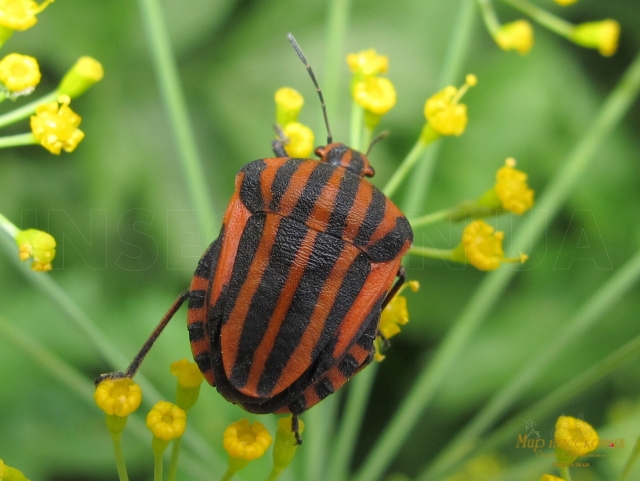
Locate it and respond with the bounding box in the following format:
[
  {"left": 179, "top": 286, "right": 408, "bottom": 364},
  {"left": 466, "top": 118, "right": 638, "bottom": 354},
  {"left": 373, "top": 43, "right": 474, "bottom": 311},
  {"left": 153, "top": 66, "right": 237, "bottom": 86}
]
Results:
[{"left": 1, "top": 0, "right": 640, "bottom": 480}]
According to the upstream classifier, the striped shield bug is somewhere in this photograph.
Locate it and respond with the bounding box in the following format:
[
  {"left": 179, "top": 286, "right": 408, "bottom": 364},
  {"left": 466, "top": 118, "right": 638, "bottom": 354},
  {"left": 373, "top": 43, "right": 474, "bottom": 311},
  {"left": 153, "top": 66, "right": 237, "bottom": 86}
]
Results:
[{"left": 96, "top": 34, "right": 413, "bottom": 444}]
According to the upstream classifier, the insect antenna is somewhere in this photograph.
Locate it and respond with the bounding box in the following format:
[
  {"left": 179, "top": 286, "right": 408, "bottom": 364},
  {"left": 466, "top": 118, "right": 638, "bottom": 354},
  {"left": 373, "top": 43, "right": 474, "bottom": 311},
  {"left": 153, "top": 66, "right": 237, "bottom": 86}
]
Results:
[
  {"left": 287, "top": 33, "right": 333, "bottom": 145},
  {"left": 366, "top": 130, "right": 390, "bottom": 156}
]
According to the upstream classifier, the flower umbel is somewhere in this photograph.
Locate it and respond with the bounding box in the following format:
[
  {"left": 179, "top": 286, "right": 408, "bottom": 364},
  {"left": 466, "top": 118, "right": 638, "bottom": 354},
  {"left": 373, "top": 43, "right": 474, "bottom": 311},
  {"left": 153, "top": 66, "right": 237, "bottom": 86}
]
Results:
[
  {"left": 0, "top": 53, "right": 40, "bottom": 93},
  {"left": 375, "top": 280, "right": 419, "bottom": 362},
  {"left": 30, "top": 94, "right": 85, "bottom": 154},
  {"left": 571, "top": 20, "right": 620, "bottom": 57},
  {"left": 94, "top": 378, "right": 142, "bottom": 417},
  {"left": 0, "top": 0, "right": 53, "bottom": 31},
  {"left": 282, "top": 122, "right": 314, "bottom": 158},
  {"left": 15, "top": 228, "right": 55, "bottom": 271},
  {"left": 554, "top": 416, "right": 599, "bottom": 463},
  {"left": 347, "top": 49, "right": 388, "bottom": 76},
  {"left": 424, "top": 74, "right": 477, "bottom": 137},
  {"left": 171, "top": 358, "right": 204, "bottom": 411},
  {"left": 275, "top": 86, "right": 304, "bottom": 127},
  {"left": 495, "top": 20, "right": 534, "bottom": 55},
  {"left": 453, "top": 220, "right": 527, "bottom": 271},
  {"left": 57, "top": 56, "right": 104, "bottom": 99},
  {"left": 353, "top": 76, "right": 397, "bottom": 116},
  {"left": 224, "top": 418, "right": 272, "bottom": 461},
  {"left": 490, "top": 158, "right": 535, "bottom": 214},
  {"left": 146, "top": 401, "right": 187, "bottom": 441}
]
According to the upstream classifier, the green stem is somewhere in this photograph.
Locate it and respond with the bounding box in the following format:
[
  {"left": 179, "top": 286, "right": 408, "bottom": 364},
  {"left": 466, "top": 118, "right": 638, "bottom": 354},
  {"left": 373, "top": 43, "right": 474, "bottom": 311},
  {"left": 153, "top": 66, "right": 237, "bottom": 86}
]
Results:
[
  {"left": 421, "top": 248, "right": 640, "bottom": 480},
  {"left": 137, "top": 0, "right": 215, "bottom": 240},
  {"left": 323, "top": 0, "right": 351, "bottom": 122},
  {"left": 219, "top": 468, "right": 236, "bottom": 481},
  {"left": 402, "top": 0, "right": 476, "bottom": 214},
  {"left": 382, "top": 138, "right": 429, "bottom": 198},
  {"left": 618, "top": 437, "right": 640, "bottom": 481},
  {"left": 326, "top": 364, "right": 379, "bottom": 481},
  {"left": 154, "top": 451, "right": 163, "bottom": 481},
  {"left": 0, "top": 212, "right": 19, "bottom": 238},
  {"left": 112, "top": 433, "right": 131, "bottom": 481},
  {"left": 350, "top": 102, "right": 364, "bottom": 150},
  {"left": 266, "top": 468, "right": 284, "bottom": 481},
  {"left": 361, "top": 126, "right": 373, "bottom": 154},
  {"left": 476, "top": 0, "right": 501, "bottom": 36},
  {"left": 559, "top": 466, "right": 572, "bottom": 481},
  {"left": 408, "top": 209, "right": 453, "bottom": 229},
  {"left": 0, "top": 91, "right": 7, "bottom": 103},
  {"left": 501, "top": 0, "right": 574, "bottom": 38},
  {"left": 408, "top": 246, "right": 456, "bottom": 261},
  {"left": 353, "top": 50, "right": 640, "bottom": 481},
  {"left": 0, "top": 91, "right": 57, "bottom": 128},
  {"left": 167, "top": 436, "right": 183, "bottom": 481},
  {"left": 0, "top": 132, "right": 36, "bottom": 148}
]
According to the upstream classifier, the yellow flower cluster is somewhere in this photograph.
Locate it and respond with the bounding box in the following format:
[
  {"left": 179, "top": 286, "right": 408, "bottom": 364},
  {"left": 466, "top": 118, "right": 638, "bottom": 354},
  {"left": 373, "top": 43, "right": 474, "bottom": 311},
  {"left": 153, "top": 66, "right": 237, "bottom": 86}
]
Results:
[
  {"left": 274, "top": 86, "right": 314, "bottom": 158},
  {"left": 170, "top": 358, "right": 204, "bottom": 388},
  {"left": 146, "top": 401, "right": 187, "bottom": 441},
  {"left": 454, "top": 220, "right": 527, "bottom": 271},
  {"left": 0, "top": 458, "right": 30, "bottom": 481},
  {"left": 495, "top": 158, "right": 535, "bottom": 214},
  {"left": 271, "top": 416, "right": 305, "bottom": 474},
  {"left": 495, "top": 20, "right": 534, "bottom": 55},
  {"left": 0, "top": 0, "right": 52, "bottom": 32},
  {"left": 223, "top": 418, "right": 273, "bottom": 461},
  {"left": 30, "top": 95, "right": 85, "bottom": 154},
  {"left": 348, "top": 49, "right": 396, "bottom": 126},
  {"left": 572, "top": 20, "right": 620, "bottom": 57},
  {"left": 375, "top": 280, "right": 419, "bottom": 362},
  {"left": 94, "top": 378, "right": 142, "bottom": 417},
  {"left": 554, "top": 415, "right": 599, "bottom": 462},
  {"left": 0, "top": 53, "right": 39, "bottom": 92},
  {"left": 423, "top": 74, "right": 477, "bottom": 137},
  {"left": 15, "top": 228, "right": 55, "bottom": 271}
]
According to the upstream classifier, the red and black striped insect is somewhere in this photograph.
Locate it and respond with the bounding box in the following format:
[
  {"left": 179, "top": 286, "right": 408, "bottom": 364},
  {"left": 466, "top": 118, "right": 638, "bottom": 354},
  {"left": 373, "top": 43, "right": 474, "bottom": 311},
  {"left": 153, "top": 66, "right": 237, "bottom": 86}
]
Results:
[{"left": 96, "top": 34, "right": 413, "bottom": 443}]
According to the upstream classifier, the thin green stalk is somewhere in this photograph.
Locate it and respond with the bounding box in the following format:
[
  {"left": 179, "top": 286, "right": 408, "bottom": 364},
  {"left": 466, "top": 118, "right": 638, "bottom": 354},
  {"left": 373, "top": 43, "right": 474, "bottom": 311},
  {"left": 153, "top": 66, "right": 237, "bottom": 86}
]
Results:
[
  {"left": 154, "top": 451, "right": 164, "bottom": 481},
  {"left": 559, "top": 466, "right": 572, "bottom": 481},
  {"left": 137, "top": 0, "right": 215, "bottom": 240},
  {"left": 618, "top": 437, "right": 640, "bottom": 481},
  {"left": 476, "top": 0, "right": 501, "bottom": 36},
  {"left": 167, "top": 437, "right": 183, "bottom": 481},
  {"left": 326, "top": 364, "right": 379, "bottom": 481},
  {"left": 409, "top": 209, "right": 454, "bottom": 229},
  {"left": 112, "top": 433, "right": 131, "bottom": 481},
  {"left": 402, "top": 0, "right": 476, "bottom": 214},
  {"left": 382, "top": 138, "right": 429, "bottom": 198},
  {"left": 350, "top": 103, "right": 364, "bottom": 150},
  {"left": 501, "top": 0, "right": 574, "bottom": 38},
  {"left": 421, "top": 248, "right": 640, "bottom": 480},
  {"left": 0, "top": 211, "right": 19, "bottom": 237},
  {"left": 0, "top": 132, "right": 35, "bottom": 148},
  {"left": 0, "top": 233, "right": 226, "bottom": 473},
  {"left": 0, "top": 91, "right": 57, "bottom": 128},
  {"left": 438, "top": 332, "right": 640, "bottom": 477},
  {"left": 408, "top": 246, "right": 455, "bottom": 261},
  {"left": 304, "top": 398, "right": 336, "bottom": 481},
  {"left": 353, "top": 51, "right": 640, "bottom": 481},
  {"left": 323, "top": 0, "right": 351, "bottom": 119},
  {"left": 219, "top": 469, "right": 236, "bottom": 481},
  {"left": 361, "top": 126, "right": 373, "bottom": 154}
]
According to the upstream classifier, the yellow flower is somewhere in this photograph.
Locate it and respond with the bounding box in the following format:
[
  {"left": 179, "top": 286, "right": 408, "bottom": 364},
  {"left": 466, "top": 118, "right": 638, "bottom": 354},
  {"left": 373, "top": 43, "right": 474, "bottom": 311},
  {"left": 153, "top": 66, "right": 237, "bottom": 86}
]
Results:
[
  {"left": 554, "top": 416, "right": 599, "bottom": 462},
  {"left": 0, "top": 459, "right": 30, "bottom": 481},
  {"left": 275, "top": 86, "right": 304, "bottom": 127},
  {"left": 495, "top": 158, "right": 534, "bottom": 214},
  {"left": 347, "top": 49, "right": 388, "bottom": 76},
  {"left": 0, "top": 0, "right": 52, "bottom": 31},
  {"left": 541, "top": 475, "right": 565, "bottom": 481},
  {"left": 553, "top": 0, "right": 577, "bottom": 5},
  {"left": 456, "top": 220, "right": 527, "bottom": 271},
  {"left": 15, "top": 228, "right": 55, "bottom": 271},
  {"left": 94, "top": 378, "right": 142, "bottom": 417},
  {"left": 223, "top": 418, "right": 272, "bottom": 461},
  {"left": 30, "top": 95, "right": 85, "bottom": 154},
  {"left": 353, "top": 76, "right": 397, "bottom": 116},
  {"left": 57, "top": 56, "right": 104, "bottom": 99},
  {"left": 0, "top": 53, "right": 40, "bottom": 92},
  {"left": 424, "top": 74, "right": 477, "bottom": 136},
  {"left": 571, "top": 20, "right": 620, "bottom": 57},
  {"left": 375, "top": 280, "right": 419, "bottom": 362},
  {"left": 170, "top": 358, "right": 204, "bottom": 388},
  {"left": 146, "top": 401, "right": 187, "bottom": 441},
  {"left": 282, "top": 121, "right": 314, "bottom": 158},
  {"left": 495, "top": 20, "right": 534, "bottom": 55},
  {"left": 271, "top": 416, "right": 305, "bottom": 474}
]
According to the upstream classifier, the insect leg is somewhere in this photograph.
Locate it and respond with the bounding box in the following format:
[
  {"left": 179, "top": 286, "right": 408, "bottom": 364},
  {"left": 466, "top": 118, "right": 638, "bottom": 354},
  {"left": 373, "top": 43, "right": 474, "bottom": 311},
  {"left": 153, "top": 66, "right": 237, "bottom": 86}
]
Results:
[
  {"left": 292, "top": 415, "right": 303, "bottom": 445},
  {"left": 94, "top": 291, "right": 190, "bottom": 385},
  {"left": 271, "top": 124, "right": 290, "bottom": 158}
]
